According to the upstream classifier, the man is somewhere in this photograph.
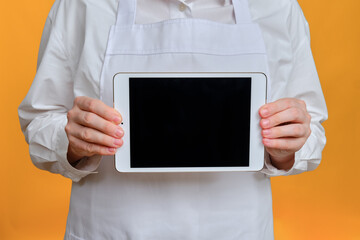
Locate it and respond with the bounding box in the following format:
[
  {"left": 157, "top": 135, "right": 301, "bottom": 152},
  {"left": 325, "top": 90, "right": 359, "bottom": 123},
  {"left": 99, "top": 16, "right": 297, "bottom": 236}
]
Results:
[{"left": 19, "top": 0, "right": 327, "bottom": 239}]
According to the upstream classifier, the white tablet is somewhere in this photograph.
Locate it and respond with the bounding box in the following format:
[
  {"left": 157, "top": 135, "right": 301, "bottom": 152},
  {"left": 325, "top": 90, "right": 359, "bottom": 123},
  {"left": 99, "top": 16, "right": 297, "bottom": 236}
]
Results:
[{"left": 113, "top": 72, "right": 267, "bottom": 172}]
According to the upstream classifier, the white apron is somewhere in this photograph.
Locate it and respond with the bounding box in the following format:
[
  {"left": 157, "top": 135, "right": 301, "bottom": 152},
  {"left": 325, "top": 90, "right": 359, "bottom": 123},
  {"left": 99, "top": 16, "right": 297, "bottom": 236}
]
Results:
[{"left": 66, "top": 0, "right": 274, "bottom": 239}]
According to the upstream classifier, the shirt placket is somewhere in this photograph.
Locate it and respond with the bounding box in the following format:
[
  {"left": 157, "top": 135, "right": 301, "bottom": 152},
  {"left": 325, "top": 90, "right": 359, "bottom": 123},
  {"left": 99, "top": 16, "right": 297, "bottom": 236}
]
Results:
[{"left": 169, "top": 0, "right": 194, "bottom": 19}]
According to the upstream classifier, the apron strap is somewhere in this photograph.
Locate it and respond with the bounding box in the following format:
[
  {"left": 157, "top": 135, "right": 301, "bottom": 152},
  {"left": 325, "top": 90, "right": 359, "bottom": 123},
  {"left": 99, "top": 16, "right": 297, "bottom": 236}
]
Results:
[
  {"left": 115, "top": 0, "right": 253, "bottom": 26},
  {"left": 232, "top": 0, "right": 253, "bottom": 23},
  {"left": 116, "top": 0, "right": 137, "bottom": 26}
]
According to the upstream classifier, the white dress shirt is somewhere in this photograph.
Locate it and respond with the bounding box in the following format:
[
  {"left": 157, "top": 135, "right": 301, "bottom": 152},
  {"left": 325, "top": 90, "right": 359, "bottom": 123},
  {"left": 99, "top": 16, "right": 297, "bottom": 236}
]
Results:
[
  {"left": 19, "top": 0, "right": 327, "bottom": 181},
  {"left": 18, "top": 0, "right": 327, "bottom": 239}
]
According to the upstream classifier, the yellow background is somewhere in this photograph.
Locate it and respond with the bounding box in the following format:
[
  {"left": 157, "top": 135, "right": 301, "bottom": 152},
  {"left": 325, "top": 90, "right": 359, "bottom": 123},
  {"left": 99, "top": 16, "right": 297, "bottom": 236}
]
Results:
[{"left": 1, "top": 0, "right": 359, "bottom": 239}]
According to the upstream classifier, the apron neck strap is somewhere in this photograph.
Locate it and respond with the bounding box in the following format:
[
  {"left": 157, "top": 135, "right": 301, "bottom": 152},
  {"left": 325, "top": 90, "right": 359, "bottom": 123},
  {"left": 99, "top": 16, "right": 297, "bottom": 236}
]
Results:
[
  {"left": 116, "top": 0, "right": 137, "bottom": 26},
  {"left": 232, "top": 0, "right": 253, "bottom": 24},
  {"left": 115, "top": 0, "right": 253, "bottom": 26}
]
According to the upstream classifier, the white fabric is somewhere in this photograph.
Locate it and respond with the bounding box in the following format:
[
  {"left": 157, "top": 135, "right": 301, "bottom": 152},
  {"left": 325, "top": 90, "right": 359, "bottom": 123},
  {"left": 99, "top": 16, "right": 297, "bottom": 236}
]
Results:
[
  {"left": 18, "top": 0, "right": 328, "bottom": 239},
  {"left": 135, "top": 0, "right": 236, "bottom": 24}
]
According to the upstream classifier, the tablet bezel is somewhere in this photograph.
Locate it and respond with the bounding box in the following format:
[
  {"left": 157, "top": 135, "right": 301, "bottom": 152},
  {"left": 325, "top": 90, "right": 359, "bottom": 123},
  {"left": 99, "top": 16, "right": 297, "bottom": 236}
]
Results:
[{"left": 113, "top": 72, "right": 267, "bottom": 172}]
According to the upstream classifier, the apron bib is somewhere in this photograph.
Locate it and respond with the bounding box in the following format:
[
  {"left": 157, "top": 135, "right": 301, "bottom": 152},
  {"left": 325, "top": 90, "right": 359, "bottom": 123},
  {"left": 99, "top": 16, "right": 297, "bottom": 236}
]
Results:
[{"left": 67, "top": 1, "right": 274, "bottom": 239}]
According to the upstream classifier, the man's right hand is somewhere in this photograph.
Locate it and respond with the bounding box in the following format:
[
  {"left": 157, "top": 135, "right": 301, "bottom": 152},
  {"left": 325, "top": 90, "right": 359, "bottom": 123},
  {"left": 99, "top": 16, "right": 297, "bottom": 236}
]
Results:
[{"left": 65, "top": 96, "right": 124, "bottom": 164}]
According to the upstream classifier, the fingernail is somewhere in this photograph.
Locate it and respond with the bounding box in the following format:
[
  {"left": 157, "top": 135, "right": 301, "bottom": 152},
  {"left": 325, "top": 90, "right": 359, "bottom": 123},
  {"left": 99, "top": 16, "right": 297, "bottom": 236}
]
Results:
[
  {"left": 108, "top": 148, "right": 117, "bottom": 153},
  {"left": 113, "top": 116, "right": 122, "bottom": 123},
  {"left": 115, "top": 129, "right": 124, "bottom": 138},
  {"left": 114, "top": 139, "right": 122, "bottom": 146},
  {"left": 262, "top": 119, "right": 270, "bottom": 127},
  {"left": 261, "top": 108, "right": 269, "bottom": 116}
]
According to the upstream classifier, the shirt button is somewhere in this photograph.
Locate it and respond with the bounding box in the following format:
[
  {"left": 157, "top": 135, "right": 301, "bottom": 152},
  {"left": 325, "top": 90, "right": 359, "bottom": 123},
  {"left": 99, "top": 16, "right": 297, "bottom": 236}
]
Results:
[{"left": 179, "top": 3, "right": 187, "bottom": 12}]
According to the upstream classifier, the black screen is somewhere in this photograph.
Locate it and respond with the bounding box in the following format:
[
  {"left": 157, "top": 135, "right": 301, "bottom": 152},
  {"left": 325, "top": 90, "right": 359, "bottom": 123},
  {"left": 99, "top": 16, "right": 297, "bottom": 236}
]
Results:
[{"left": 129, "top": 77, "right": 251, "bottom": 168}]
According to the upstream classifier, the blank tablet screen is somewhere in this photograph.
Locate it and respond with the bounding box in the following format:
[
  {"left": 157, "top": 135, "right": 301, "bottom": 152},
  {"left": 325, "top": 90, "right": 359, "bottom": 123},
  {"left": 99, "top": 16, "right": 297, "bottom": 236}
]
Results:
[{"left": 129, "top": 77, "right": 251, "bottom": 168}]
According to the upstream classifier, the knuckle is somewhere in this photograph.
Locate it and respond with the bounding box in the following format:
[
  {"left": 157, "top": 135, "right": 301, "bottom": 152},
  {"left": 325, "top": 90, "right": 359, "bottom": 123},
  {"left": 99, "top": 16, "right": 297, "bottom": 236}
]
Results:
[
  {"left": 65, "top": 124, "right": 71, "bottom": 134},
  {"left": 285, "top": 99, "right": 293, "bottom": 108},
  {"left": 67, "top": 110, "right": 74, "bottom": 120},
  {"left": 74, "top": 96, "right": 82, "bottom": 106},
  {"left": 85, "top": 143, "right": 95, "bottom": 153},
  {"left": 87, "top": 99, "right": 98, "bottom": 112},
  {"left": 298, "top": 99, "right": 306, "bottom": 107},
  {"left": 68, "top": 137, "right": 80, "bottom": 151},
  {"left": 67, "top": 135, "right": 75, "bottom": 144},
  {"left": 307, "top": 113, "right": 312, "bottom": 122},
  {"left": 83, "top": 113, "right": 93, "bottom": 125},
  {"left": 81, "top": 129, "right": 92, "bottom": 141},
  {"left": 292, "top": 108, "right": 300, "bottom": 119},
  {"left": 302, "top": 101, "right": 307, "bottom": 108}
]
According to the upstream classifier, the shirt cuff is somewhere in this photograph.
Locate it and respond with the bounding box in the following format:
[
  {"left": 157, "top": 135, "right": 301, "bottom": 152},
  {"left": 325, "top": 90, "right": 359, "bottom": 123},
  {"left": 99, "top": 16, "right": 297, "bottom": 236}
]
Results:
[
  {"left": 260, "top": 133, "right": 322, "bottom": 177},
  {"left": 260, "top": 151, "right": 299, "bottom": 177},
  {"left": 54, "top": 118, "right": 101, "bottom": 182}
]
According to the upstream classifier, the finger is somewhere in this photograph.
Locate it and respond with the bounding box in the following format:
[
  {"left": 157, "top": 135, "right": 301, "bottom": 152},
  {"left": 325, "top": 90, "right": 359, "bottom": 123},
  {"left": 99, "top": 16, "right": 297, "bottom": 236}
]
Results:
[
  {"left": 259, "top": 98, "right": 306, "bottom": 118},
  {"left": 68, "top": 135, "right": 118, "bottom": 157},
  {"left": 71, "top": 123, "right": 124, "bottom": 148},
  {"left": 260, "top": 107, "right": 307, "bottom": 129},
  {"left": 263, "top": 137, "right": 306, "bottom": 152},
  {"left": 74, "top": 96, "right": 122, "bottom": 124},
  {"left": 74, "top": 111, "right": 124, "bottom": 138},
  {"left": 262, "top": 124, "right": 310, "bottom": 139}
]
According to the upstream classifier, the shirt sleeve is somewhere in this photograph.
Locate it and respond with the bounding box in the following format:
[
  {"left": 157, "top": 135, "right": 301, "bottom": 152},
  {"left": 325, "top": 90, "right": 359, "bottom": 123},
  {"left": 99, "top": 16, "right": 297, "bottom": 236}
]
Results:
[
  {"left": 260, "top": 0, "right": 328, "bottom": 177},
  {"left": 18, "top": 0, "right": 101, "bottom": 182}
]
